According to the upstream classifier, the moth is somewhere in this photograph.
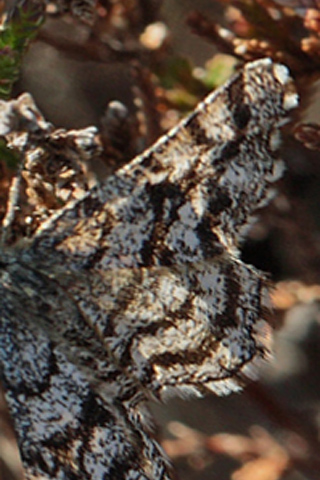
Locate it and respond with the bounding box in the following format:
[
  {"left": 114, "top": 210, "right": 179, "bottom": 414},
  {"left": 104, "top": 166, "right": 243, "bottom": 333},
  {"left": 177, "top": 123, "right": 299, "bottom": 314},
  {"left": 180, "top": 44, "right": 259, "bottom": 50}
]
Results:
[{"left": 0, "top": 58, "right": 298, "bottom": 479}]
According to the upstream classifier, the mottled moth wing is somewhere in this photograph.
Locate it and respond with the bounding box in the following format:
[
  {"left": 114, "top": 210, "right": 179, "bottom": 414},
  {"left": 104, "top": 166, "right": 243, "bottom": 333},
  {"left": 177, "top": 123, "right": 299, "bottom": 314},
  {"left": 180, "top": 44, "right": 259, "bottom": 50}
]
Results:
[
  {"left": 28, "top": 59, "right": 297, "bottom": 396},
  {"left": 0, "top": 257, "right": 172, "bottom": 479},
  {"left": 0, "top": 59, "right": 298, "bottom": 479}
]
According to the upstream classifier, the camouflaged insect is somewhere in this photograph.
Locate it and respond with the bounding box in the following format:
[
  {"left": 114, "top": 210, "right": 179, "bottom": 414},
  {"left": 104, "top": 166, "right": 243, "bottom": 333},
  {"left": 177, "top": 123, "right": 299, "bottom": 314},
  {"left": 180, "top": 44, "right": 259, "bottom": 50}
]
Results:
[{"left": 0, "top": 59, "right": 298, "bottom": 480}]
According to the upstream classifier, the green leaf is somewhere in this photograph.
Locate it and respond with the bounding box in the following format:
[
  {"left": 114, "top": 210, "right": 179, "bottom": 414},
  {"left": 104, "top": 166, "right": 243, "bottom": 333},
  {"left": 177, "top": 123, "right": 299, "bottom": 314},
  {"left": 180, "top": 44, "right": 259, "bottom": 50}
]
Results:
[
  {"left": 0, "top": 139, "right": 20, "bottom": 169},
  {"left": 0, "top": 0, "right": 44, "bottom": 99}
]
